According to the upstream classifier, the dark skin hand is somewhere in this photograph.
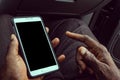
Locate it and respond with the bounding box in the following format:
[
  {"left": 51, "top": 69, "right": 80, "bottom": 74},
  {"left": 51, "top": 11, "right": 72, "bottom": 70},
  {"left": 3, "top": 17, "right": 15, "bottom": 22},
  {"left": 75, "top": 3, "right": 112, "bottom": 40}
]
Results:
[
  {"left": 1, "top": 29, "right": 120, "bottom": 80},
  {"left": 66, "top": 31, "right": 120, "bottom": 80},
  {"left": 0, "top": 27, "right": 65, "bottom": 80}
]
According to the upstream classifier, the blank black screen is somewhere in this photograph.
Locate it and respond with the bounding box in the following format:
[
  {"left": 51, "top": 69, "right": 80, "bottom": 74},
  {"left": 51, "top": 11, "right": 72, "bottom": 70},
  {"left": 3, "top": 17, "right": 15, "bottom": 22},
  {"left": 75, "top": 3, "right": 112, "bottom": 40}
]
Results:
[{"left": 16, "top": 21, "right": 56, "bottom": 71}]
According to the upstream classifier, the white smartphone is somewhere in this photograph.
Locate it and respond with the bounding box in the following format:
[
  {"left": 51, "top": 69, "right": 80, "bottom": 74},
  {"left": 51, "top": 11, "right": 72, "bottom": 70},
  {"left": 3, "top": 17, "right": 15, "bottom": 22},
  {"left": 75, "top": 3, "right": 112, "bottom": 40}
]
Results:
[{"left": 12, "top": 16, "right": 59, "bottom": 78}]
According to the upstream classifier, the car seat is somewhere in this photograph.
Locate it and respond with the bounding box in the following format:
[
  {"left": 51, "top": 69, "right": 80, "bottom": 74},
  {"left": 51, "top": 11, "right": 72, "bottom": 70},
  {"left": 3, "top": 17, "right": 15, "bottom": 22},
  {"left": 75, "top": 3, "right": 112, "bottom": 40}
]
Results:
[{"left": 108, "top": 20, "right": 120, "bottom": 68}]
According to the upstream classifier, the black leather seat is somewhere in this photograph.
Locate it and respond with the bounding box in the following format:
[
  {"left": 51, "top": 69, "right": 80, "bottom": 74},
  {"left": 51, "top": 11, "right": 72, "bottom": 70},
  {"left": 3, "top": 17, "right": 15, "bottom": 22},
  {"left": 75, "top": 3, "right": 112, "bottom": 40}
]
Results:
[
  {"left": 0, "top": 0, "right": 111, "bottom": 16},
  {"left": 108, "top": 21, "right": 120, "bottom": 68}
]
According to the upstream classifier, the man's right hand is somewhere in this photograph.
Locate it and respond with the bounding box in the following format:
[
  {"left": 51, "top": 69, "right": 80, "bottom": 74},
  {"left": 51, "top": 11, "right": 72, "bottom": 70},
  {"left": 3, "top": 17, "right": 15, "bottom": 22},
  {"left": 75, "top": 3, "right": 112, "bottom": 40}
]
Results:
[{"left": 66, "top": 31, "right": 120, "bottom": 80}]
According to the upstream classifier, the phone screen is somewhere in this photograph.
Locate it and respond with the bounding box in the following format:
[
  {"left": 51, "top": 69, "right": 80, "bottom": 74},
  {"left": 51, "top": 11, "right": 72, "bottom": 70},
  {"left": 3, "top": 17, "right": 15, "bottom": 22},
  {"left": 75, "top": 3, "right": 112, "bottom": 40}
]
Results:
[{"left": 15, "top": 21, "right": 57, "bottom": 71}]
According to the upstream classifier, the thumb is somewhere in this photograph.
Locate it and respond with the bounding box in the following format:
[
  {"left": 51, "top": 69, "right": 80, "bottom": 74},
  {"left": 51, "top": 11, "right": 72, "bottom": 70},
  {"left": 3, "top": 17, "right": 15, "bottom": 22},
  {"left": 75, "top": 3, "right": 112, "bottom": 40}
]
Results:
[
  {"left": 78, "top": 46, "right": 101, "bottom": 68},
  {"left": 8, "top": 34, "right": 19, "bottom": 56}
]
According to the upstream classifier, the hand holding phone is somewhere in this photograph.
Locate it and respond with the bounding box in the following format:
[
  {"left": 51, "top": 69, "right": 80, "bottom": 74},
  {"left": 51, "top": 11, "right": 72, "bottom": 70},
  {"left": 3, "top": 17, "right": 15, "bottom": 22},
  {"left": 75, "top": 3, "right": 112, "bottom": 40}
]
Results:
[{"left": 12, "top": 16, "right": 59, "bottom": 78}]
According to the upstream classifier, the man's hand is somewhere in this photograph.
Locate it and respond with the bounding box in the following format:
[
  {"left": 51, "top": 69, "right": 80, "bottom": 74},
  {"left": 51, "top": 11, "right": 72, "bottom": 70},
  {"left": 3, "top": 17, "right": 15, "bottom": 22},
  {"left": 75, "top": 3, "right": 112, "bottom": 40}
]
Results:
[
  {"left": 66, "top": 31, "right": 120, "bottom": 80},
  {"left": 0, "top": 34, "right": 29, "bottom": 80},
  {"left": 0, "top": 27, "right": 65, "bottom": 80}
]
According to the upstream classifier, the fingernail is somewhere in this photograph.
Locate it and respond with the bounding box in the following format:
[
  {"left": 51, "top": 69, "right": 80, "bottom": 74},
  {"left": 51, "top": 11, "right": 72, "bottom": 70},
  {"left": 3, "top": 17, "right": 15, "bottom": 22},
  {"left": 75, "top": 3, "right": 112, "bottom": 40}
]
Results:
[
  {"left": 11, "top": 34, "right": 15, "bottom": 41},
  {"left": 79, "top": 46, "right": 86, "bottom": 56},
  {"left": 66, "top": 31, "right": 71, "bottom": 34}
]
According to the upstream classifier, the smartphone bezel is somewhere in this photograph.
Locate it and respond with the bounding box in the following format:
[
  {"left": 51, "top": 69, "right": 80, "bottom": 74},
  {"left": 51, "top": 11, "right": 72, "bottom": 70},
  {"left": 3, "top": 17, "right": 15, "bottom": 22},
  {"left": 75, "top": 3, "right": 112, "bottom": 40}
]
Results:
[{"left": 12, "top": 16, "right": 59, "bottom": 77}]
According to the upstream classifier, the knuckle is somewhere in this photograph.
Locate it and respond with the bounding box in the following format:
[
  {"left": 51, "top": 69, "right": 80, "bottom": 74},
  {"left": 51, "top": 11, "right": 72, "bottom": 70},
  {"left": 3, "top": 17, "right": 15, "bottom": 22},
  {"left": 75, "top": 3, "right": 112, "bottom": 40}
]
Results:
[
  {"left": 99, "top": 44, "right": 108, "bottom": 52},
  {"left": 84, "top": 35, "right": 89, "bottom": 39},
  {"left": 83, "top": 35, "right": 89, "bottom": 41}
]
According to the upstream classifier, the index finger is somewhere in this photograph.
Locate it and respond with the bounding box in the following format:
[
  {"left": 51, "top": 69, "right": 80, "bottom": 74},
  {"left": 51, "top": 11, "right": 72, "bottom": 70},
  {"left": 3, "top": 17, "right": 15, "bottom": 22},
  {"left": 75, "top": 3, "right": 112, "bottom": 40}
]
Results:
[{"left": 65, "top": 31, "right": 100, "bottom": 48}]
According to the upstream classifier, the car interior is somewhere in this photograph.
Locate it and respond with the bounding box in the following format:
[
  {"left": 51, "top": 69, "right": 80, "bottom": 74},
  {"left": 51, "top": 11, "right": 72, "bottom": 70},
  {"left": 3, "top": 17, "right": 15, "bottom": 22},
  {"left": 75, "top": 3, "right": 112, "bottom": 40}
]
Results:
[{"left": 0, "top": 0, "right": 120, "bottom": 70}]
